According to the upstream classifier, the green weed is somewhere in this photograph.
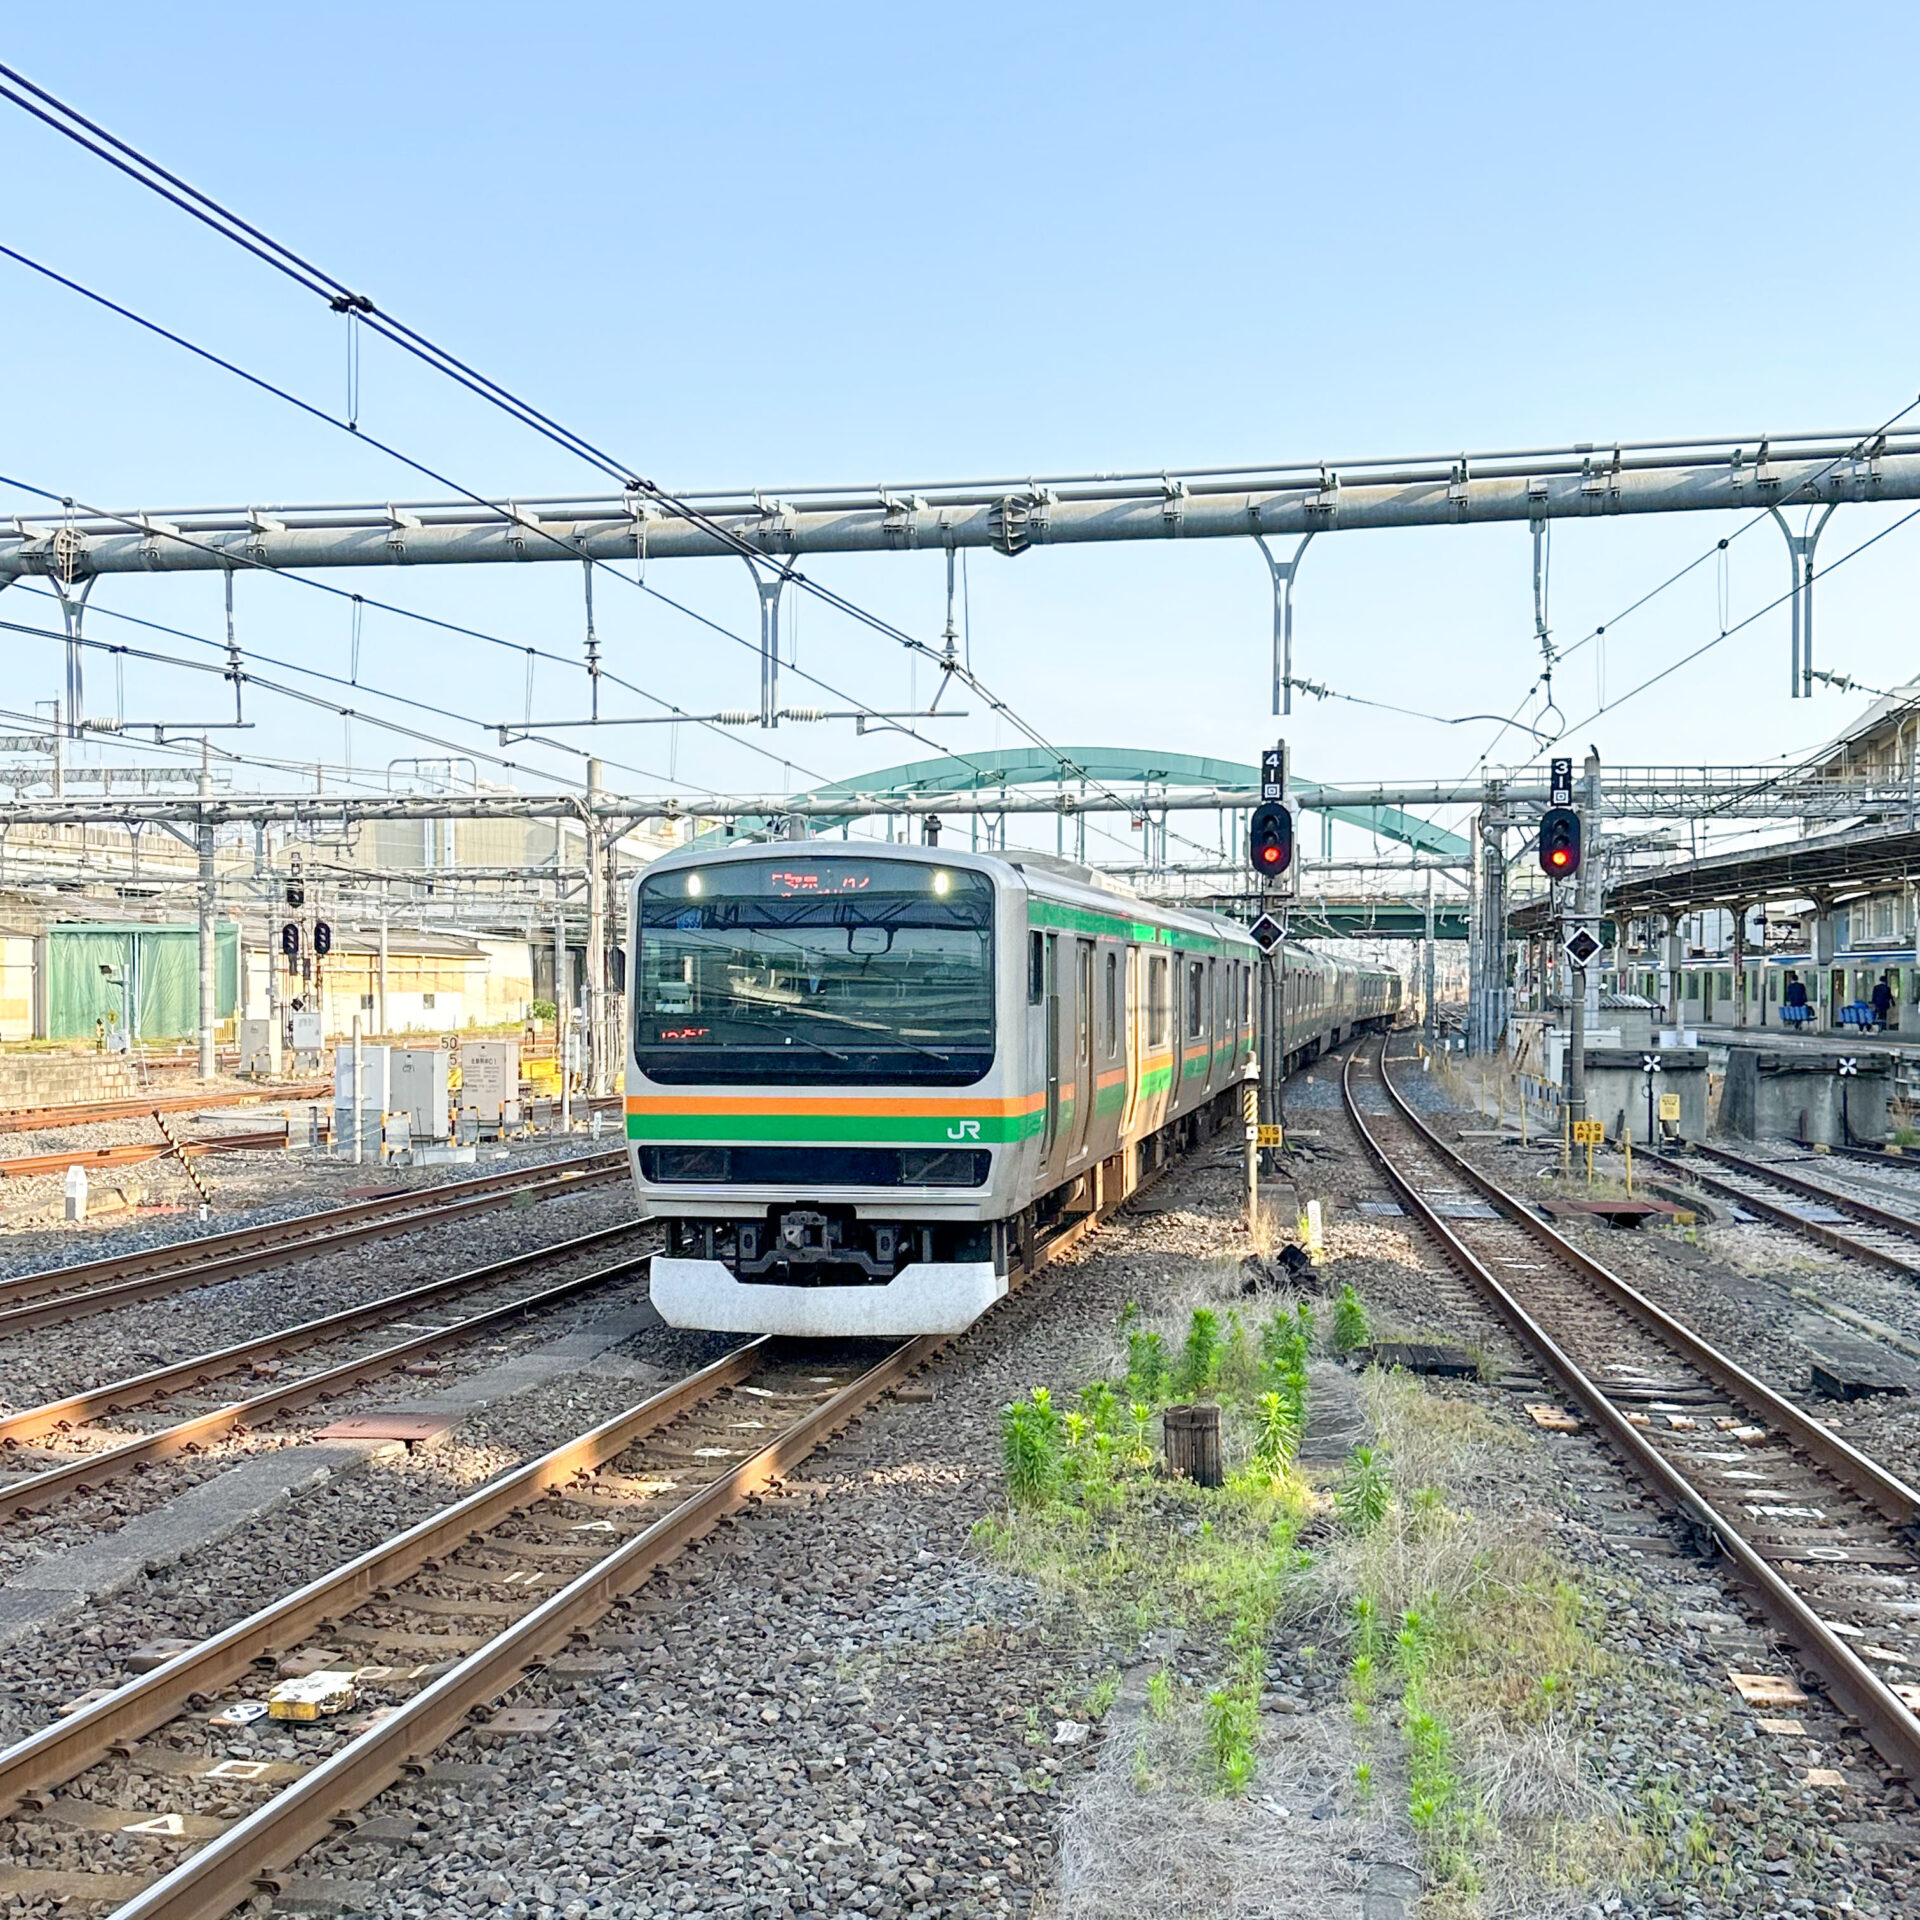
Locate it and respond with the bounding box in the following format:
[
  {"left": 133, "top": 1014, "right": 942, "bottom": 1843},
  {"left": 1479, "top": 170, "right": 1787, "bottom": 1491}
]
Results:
[
  {"left": 1176, "top": 1307, "right": 1222, "bottom": 1398},
  {"left": 1085, "top": 1669, "right": 1121, "bottom": 1719},
  {"left": 1252, "top": 1390, "right": 1300, "bottom": 1475},
  {"left": 1125, "top": 1329, "right": 1171, "bottom": 1404},
  {"left": 1332, "top": 1282, "right": 1372, "bottom": 1354},
  {"left": 1002, "top": 1389, "right": 1063, "bottom": 1507},
  {"left": 1204, "top": 1660, "right": 1261, "bottom": 1794},
  {"left": 1146, "top": 1668, "right": 1172, "bottom": 1721},
  {"left": 1336, "top": 1443, "right": 1391, "bottom": 1531}
]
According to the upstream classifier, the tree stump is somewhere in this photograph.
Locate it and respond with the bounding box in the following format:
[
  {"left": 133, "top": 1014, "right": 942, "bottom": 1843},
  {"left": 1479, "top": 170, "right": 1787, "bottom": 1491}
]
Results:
[{"left": 1162, "top": 1403, "right": 1224, "bottom": 1487}]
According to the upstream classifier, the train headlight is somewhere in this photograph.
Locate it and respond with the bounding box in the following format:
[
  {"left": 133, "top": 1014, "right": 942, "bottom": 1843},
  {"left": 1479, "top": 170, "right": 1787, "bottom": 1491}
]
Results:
[
  {"left": 686, "top": 873, "right": 704, "bottom": 896},
  {"left": 932, "top": 871, "right": 951, "bottom": 896}
]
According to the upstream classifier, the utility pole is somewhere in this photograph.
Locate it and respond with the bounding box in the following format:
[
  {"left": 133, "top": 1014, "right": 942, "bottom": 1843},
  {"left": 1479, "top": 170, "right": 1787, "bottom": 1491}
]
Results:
[
  {"left": 1423, "top": 869, "right": 1437, "bottom": 1043},
  {"left": 584, "top": 760, "right": 607, "bottom": 1098},
  {"left": 196, "top": 737, "right": 216, "bottom": 1080},
  {"left": 260, "top": 822, "right": 283, "bottom": 1079}
]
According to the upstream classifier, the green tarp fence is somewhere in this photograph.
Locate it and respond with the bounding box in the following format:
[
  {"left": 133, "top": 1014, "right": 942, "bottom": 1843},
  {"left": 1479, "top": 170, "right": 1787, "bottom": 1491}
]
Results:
[{"left": 47, "top": 924, "right": 239, "bottom": 1041}]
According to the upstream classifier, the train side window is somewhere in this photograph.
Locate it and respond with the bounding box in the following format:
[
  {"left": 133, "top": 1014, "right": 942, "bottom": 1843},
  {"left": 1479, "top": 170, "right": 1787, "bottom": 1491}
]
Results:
[
  {"left": 1186, "top": 961, "right": 1204, "bottom": 1038},
  {"left": 1148, "top": 956, "right": 1169, "bottom": 1048},
  {"left": 1028, "top": 931, "right": 1044, "bottom": 1005},
  {"left": 1104, "top": 951, "right": 1119, "bottom": 1055}
]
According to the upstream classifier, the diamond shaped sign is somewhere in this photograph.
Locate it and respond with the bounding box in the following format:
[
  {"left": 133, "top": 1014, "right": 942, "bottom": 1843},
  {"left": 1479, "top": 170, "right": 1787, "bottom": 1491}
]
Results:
[
  {"left": 1249, "top": 913, "right": 1284, "bottom": 954},
  {"left": 1563, "top": 928, "right": 1601, "bottom": 968}
]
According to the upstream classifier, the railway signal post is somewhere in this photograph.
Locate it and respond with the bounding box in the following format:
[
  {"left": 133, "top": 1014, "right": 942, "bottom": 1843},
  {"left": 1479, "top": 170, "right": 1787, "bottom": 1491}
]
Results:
[
  {"left": 1543, "top": 752, "right": 1603, "bottom": 1139},
  {"left": 1250, "top": 745, "right": 1293, "bottom": 1184}
]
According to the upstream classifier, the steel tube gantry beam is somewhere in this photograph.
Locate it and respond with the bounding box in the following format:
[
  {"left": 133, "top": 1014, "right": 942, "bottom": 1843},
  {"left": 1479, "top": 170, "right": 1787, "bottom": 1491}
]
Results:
[
  {"left": 0, "top": 769, "right": 1907, "bottom": 830},
  {"left": 2, "top": 431, "right": 1911, "bottom": 582}
]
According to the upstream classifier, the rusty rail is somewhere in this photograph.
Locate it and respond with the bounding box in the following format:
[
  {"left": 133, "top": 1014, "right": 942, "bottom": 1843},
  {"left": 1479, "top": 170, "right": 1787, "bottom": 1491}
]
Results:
[
  {"left": 0, "top": 1248, "right": 655, "bottom": 1521},
  {"left": 1344, "top": 1041, "right": 1920, "bottom": 1783},
  {"left": 1646, "top": 1139, "right": 1920, "bottom": 1276},
  {"left": 0, "top": 1085, "right": 329, "bottom": 1135},
  {"left": 0, "top": 1159, "right": 627, "bottom": 1335}
]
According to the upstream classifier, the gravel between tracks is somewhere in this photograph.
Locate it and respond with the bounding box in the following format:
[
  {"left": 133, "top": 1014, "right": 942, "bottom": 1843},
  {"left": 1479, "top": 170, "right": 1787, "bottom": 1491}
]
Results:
[
  {"left": 1434, "top": 1113, "right": 1920, "bottom": 1509},
  {"left": 0, "top": 1173, "right": 641, "bottom": 1414},
  {"left": 0, "top": 1128, "right": 620, "bottom": 1275},
  {"left": 270, "top": 1058, "right": 1914, "bottom": 1918},
  {"left": 6, "top": 1051, "right": 1917, "bottom": 1916}
]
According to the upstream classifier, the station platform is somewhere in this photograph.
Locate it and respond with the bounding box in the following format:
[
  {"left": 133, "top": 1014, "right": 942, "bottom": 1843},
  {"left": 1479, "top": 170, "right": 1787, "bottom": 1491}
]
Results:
[{"left": 1687, "top": 1021, "right": 1918, "bottom": 1056}]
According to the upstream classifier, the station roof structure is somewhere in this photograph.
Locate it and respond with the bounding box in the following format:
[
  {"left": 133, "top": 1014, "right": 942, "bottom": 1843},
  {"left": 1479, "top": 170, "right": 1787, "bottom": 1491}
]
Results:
[
  {"left": 1511, "top": 823, "right": 1920, "bottom": 932},
  {"left": 1602, "top": 824, "right": 1920, "bottom": 918}
]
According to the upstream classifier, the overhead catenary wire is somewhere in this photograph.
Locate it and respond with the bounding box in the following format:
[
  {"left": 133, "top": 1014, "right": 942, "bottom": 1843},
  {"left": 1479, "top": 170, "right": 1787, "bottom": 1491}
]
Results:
[
  {"left": 1466, "top": 391, "right": 1920, "bottom": 774},
  {"left": 0, "top": 83, "right": 1211, "bottom": 863},
  {"left": 0, "top": 245, "right": 834, "bottom": 791}
]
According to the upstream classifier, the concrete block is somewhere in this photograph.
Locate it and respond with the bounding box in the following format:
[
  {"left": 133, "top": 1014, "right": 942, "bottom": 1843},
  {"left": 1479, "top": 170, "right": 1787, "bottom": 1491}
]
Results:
[{"left": 1719, "top": 1044, "right": 1895, "bottom": 1145}]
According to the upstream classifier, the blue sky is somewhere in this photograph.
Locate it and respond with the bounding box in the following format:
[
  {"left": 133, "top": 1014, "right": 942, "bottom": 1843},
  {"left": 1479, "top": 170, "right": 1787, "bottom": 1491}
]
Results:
[{"left": 2, "top": 3, "right": 1917, "bottom": 857}]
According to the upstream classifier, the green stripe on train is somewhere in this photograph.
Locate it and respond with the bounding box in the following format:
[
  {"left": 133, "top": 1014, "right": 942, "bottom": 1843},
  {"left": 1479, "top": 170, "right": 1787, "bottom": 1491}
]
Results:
[
  {"left": 627, "top": 1110, "right": 1045, "bottom": 1146},
  {"left": 1025, "top": 900, "right": 1244, "bottom": 953}
]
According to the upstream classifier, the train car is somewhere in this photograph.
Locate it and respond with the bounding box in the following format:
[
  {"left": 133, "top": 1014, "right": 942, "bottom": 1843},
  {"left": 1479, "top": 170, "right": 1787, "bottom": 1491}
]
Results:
[{"left": 625, "top": 842, "right": 1399, "bottom": 1337}]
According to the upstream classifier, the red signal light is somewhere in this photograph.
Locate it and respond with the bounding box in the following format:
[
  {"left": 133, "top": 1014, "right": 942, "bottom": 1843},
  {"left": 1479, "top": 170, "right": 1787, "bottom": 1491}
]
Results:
[
  {"left": 1538, "top": 806, "right": 1582, "bottom": 878},
  {"left": 1248, "top": 801, "right": 1292, "bottom": 877}
]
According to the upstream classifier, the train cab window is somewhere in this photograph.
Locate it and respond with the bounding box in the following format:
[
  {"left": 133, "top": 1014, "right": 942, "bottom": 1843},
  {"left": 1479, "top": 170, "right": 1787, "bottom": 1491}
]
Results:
[
  {"left": 1187, "top": 961, "right": 1205, "bottom": 1039},
  {"left": 634, "top": 857, "right": 994, "bottom": 1087},
  {"left": 1104, "top": 951, "right": 1120, "bottom": 1055},
  {"left": 1028, "top": 931, "right": 1045, "bottom": 1005},
  {"left": 1148, "top": 956, "right": 1170, "bottom": 1047}
]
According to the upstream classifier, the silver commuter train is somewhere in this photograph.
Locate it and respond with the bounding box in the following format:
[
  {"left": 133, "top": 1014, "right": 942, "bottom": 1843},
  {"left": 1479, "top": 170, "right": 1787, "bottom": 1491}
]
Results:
[{"left": 624, "top": 841, "right": 1400, "bottom": 1336}]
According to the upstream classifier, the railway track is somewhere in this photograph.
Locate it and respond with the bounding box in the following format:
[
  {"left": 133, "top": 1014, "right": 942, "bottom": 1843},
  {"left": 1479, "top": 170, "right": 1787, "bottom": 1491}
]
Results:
[
  {"left": 0, "top": 1151, "right": 627, "bottom": 1335},
  {"left": 0, "top": 1225, "right": 658, "bottom": 1521},
  {"left": 0, "top": 1190, "right": 1115, "bottom": 1918},
  {"left": 0, "top": 1086, "right": 329, "bottom": 1136},
  {"left": 0, "top": 1129, "right": 295, "bottom": 1181},
  {"left": 1344, "top": 1037, "right": 1920, "bottom": 1784},
  {"left": 1645, "top": 1138, "right": 1920, "bottom": 1276}
]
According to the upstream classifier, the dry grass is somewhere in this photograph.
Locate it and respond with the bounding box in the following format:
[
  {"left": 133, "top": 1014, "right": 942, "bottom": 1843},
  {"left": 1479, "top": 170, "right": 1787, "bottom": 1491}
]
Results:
[
  {"left": 1058, "top": 1696, "right": 1392, "bottom": 1919},
  {"left": 1286, "top": 1373, "right": 1641, "bottom": 1916}
]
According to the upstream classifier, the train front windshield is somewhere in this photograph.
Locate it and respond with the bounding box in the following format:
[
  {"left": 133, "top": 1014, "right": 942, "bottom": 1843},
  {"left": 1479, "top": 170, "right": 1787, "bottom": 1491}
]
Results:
[{"left": 634, "top": 859, "right": 995, "bottom": 1087}]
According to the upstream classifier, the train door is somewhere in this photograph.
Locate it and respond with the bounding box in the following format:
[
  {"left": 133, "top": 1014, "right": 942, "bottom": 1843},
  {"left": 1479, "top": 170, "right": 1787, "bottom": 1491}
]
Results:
[
  {"left": 1043, "top": 934, "right": 1061, "bottom": 1156},
  {"left": 1072, "top": 939, "right": 1095, "bottom": 1157},
  {"left": 1122, "top": 946, "right": 1141, "bottom": 1135},
  {"left": 1206, "top": 958, "right": 1220, "bottom": 1092}
]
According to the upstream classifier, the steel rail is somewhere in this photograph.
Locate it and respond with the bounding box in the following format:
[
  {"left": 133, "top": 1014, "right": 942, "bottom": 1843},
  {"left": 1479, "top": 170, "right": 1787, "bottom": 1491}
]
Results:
[
  {"left": 1644, "top": 1140, "right": 1920, "bottom": 1276},
  {"left": 0, "top": 1219, "right": 648, "bottom": 1448},
  {"left": 0, "top": 1086, "right": 328, "bottom": 1135},
  {"left": 0, "top": 1107, "right": 1146, "bottom": 1916},
  {"left": 0, "top": 1150, "right": 625, "bottom": 1303},
  {"left": 0, "top": 1340, "right": 770, "bottom": 1815},
  {"left": 0, "top": 1250, "right": 655, "bottom": 1522},
  {"left": 0, "top": 1159, "right": 626, "bottom": 1334},
  {"left": 1343, "top": 1043, "right": 1920, "bottom": 1781},
  {"left": 0, "top": 1129, "right": 291, "bottom": 1179},
  {"left": 109, "top": 1336, "right": 928, "bottom": 1920}
]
